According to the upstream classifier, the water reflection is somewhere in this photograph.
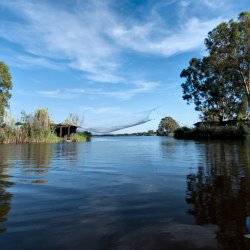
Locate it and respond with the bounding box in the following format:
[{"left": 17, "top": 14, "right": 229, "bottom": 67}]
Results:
[
  {"left": 0, "top": 146, "right": 13, "bottom": 233},
  {"left": 13, "top": 144, "right": 55, "bottom": 185},
  {"left": 54, "top": 142, "right": 81, "bottom": 167},
  {"left": 0, "top": 144, "right": 55, "bottom": 233},
  {"left": 19, "top": 144, "right": 53, "bottom": 174},
  {"left": 186, "top": 139, "right": 250, "bottom": 249},
  {"left": 0, "top": 143, "right": 84, "bottom": 236}
]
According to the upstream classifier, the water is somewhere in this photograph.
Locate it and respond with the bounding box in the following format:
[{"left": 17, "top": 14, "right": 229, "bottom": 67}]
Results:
[{"left": 0, "top": 136, "right": 250, "bottom": 249}]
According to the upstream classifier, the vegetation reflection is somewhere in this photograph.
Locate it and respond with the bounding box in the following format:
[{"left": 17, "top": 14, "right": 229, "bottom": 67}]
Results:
[
  {"left": 18, "top": 144, "right": 54, "bottom": 184},
  {"left": 0, "top": 147, "right": 13, "bottom": 233},
  {"left": 186, "top": 140, "right": 250, "bottom": 249}
]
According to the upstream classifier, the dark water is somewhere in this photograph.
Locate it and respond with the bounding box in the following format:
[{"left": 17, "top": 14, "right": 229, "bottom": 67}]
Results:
[{"left": 0, "top": 136, "right": 250, "bottom": 250}]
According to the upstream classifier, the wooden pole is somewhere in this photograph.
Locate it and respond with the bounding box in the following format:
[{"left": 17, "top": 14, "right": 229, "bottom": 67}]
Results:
[
  {"left": 68, "top": 125, "right": 70, "bottom": 139},
  {"left": 60, "top": 125, "right": 62, "bottom": 138}
]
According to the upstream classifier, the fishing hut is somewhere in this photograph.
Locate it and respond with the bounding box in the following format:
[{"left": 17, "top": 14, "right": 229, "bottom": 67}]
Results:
[{"left": 54, "top": 124, "right": 79, "bottom": 138}]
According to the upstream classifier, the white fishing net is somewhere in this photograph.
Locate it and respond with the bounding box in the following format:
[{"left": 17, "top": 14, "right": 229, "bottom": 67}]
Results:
[{"left": 83, "top": 109, "right": 154, "bottom": 134}]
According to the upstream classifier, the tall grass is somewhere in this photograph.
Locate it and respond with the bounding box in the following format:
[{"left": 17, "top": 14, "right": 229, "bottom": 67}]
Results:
[
  {"left": 0, "top": 109, "right": 92, "bottom": 144},
  {"left": 70, "top": 131, "right": 91, "bottom": 142},
  {"left": 0, "top": 108, "right": 62, "bottom": 144}
]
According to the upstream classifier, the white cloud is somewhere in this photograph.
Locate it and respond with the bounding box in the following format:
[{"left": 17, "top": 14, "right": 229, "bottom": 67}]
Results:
[
  {"left": 1, "top": 0, "right": 120, "bottom": 83},
  {"left": 12, "top": 54, "right": 61, "bottom": 70},
  {"left": 180, "top": 0, "right": 191, "bottom": 8},
  {"left": 203, "top": 0, "right": 224, "bottom": 9},
  {"left": 0, "top": 0, "right": 229, "bottom": 84},
  {"left": 82, "top": 106, "right": 122, "bottom": 115},
  {"left": 109, "top": 17, "right": 224, "bottom": 56},
  {"left": 37, "top": 80, "right": 157, "bottom": 100},
  {"left": 38, "top": 88, "right": 85, "bottom": 99}
]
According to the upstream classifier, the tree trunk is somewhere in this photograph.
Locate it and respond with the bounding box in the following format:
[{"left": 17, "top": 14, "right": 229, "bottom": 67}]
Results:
[
  {"left": 246, "top": 70, "right": 250, "bottom": 116},
  {"left": 246, "top": 93, "right": 250, "bottom": 116},
  {"left": 219, "top": 115, "right": 223, "bottom": 125}
]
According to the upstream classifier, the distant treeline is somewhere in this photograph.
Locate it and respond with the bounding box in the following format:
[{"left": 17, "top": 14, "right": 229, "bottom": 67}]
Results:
[
  {"left": 99, "top": 130, "right": 157, "bottom": 137},
  {"left": 174, "top": 124, "right": 249, "bottom": 140}
]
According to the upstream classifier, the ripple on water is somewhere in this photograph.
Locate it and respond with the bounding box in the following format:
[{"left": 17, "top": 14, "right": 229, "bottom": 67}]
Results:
[{"left": 0, "top": 137, "right": 250, "bottom": 249}]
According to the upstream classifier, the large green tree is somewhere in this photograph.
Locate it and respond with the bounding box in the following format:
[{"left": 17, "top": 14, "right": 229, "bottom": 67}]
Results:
[
  {"left": 0, "top": 62, "right": 13, "bottom": 123},
  {"left": 157, "top": 116, "right": 179, "bottom": 136},
  {"left": 205, "top": 12, "right": 250, "bottom": 113},
  {"left": 181, "top": 57, "right": 244, "bottom": 123},
  {"left": 181, "top": 12, "right": 250, "bottom": 122}
]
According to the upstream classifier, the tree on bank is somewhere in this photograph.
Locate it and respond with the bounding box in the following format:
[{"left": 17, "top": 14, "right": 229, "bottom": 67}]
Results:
[
  {"left": 206, "top": 12, "right": 250, "bottom": 115},
  {"left": 0, "top": 62, "right": 13, "bottom": 124},
  {"left": 181, "top": 12, "right": 250, "bottom": 122},
  {"left": 157, "top": 116, "right": 180, "bottom": 136},
  {"left": 181, "top": 57, "right": 245, "bottom": 123}
]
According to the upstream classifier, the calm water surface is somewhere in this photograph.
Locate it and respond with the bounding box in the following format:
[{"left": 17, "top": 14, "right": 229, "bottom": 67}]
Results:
[{"left": 0, "top": 136, "right": 250, "bottom": 249}]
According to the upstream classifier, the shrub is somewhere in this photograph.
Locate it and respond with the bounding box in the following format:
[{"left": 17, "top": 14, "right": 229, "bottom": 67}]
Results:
[
  {"left": 174, "top": 124, "right": 249, "bottom": 140},
  {"left": 70, "top": 131, "right": 91, "bottom": 142}
]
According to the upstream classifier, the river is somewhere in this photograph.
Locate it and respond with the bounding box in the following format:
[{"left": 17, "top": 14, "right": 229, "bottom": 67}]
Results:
[{"left": 0, "top": 136, "right": 250, "bottom": 249}]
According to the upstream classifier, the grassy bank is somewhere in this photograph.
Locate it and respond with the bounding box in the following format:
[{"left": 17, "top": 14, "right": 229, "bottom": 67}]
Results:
[
  {"left": 70, "top": 132, "right": 91, "bottom": 142},
  {"left": 0, "top": 109, "right": 91, "bottom": 144},
  {"left": 0, "top": 126, "right": 62, "bottom": 144},
  {"left": 0, "top": 127, "right": 91, "bottom": 144},
  {"left": 174, "top": 124, "right": 250, "bottom": 140}
]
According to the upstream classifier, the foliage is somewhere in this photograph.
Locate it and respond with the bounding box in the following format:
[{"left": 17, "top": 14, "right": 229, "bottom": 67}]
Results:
[
  {"left": 157, "top": 116, "right": 180, "bottom": 136},
  {"left": 181, "top": 12, "right": 250, "bottom": 122},
  {"left": 174, "top": 124, "right": 249, "bottom": 140},
  {"left": 174, "top": 127, "right": 193, "bottom": 139},
  {"left": 0, "top": 108, "right": 61, "bottom": 144},
  {"left": 33, "top": 108, "right": 51, "bottom": 131},
  {"left": 205, "top": 12, "right": 250, "bottom": 113},
  {"left": 64, "top": 113, "right": 84, "bottom": 127},
  {"left": 70, "top": 132, "right": 91, "bottom": 142},
  {"left": 0, "top": 108, "right": 92, "bottom": 144},
  {"left": 0, "top": 61, "right": 89, "bottom": 144},
  {"left": 19, "top": 108, "right": 57, "bottom": 143},
  {"left": 181, "top": 57, "right": 244, "bottom": 123},
  {"left": 0, "top": 61, "right": 13, "bottom": 124}
]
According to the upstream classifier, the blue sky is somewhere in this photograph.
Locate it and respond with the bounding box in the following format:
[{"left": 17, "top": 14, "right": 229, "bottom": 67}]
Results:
[{"left": 0, "top": 0, "right": 250, "bottom": 133}]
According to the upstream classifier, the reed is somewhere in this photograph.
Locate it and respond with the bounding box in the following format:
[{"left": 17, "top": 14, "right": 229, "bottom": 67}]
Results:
[
  {"left": 70, "top": 132, "right": 91, "bottom": 142},
  {"left": 0, "top": 109, "right": 92, "bottom": 144},
  {"left": 0, "top": 108, "right": 62, "bottom": 144}
]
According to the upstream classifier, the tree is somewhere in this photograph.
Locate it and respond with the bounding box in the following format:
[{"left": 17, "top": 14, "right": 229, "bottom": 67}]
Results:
[
  {"left": 64, "top": 113, "right": 84, "bottom": 127},
  {"left": 181, "top": 12, "right": 250, "bottom": 122},
  {"left": 0, "top": 62, "right": 13, "bottom": 124},
  {"left": 157, "top": 116, "right": 180, "bottom": 136},
  {"left": 205, "top": 12, "right": 250, "bottom": 114},
  {"left": 33, "top": 108, "right": 51, "bottom": 131},
  {"left": 181, "top": 57, "right": 244, "bottom": 123}
]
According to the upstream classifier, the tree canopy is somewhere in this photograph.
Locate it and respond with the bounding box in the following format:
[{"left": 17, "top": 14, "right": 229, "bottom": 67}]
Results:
[
  {"left": 157, "top": 116, "right": 180, "bottom": 136},
  {"left": 0, "top": 62, "right": 13, "bottom": 123},
  {"left": 181, "top": 12, "right": 250, "bottom": 122},
  {"left": 64, "top": 113, "right": 84, "bottom": 127}
]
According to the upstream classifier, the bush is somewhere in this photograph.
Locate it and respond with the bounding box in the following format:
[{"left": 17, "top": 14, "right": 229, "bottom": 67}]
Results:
[
  {"left": 174, "top": 124, "right": 249, "bottom": 140},
  {"left": 0, "top": 109, "right": 62, "bottom": 144},
  {"left": 70, "top": 132, "right": 91, "bottom": 142},
  {"left": 174, "top": 127, "right": 193, "bottom": 139}
]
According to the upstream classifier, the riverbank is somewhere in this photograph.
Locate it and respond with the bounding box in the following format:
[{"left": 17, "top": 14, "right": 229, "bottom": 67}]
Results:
[
  {"left": 174, "top": 124, "right": 250, "bottom": 140},
  {"left": 0, "top": 128, "right": 91, "bottom": 144},
  {"left": 0, "top": 109, "right": 91, "bottom": 144}
]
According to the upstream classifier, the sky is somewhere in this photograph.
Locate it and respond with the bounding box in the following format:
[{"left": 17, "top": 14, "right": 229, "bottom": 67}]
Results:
[{"left": 0, "top": 0, "right": 250, "bottom": 133}]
